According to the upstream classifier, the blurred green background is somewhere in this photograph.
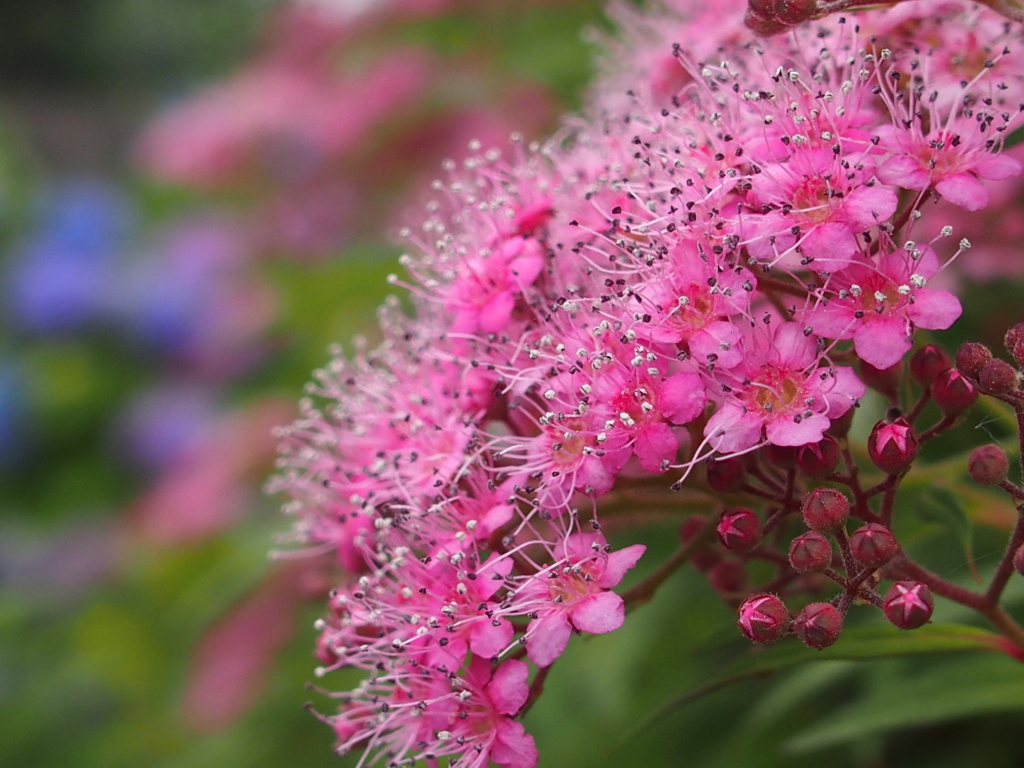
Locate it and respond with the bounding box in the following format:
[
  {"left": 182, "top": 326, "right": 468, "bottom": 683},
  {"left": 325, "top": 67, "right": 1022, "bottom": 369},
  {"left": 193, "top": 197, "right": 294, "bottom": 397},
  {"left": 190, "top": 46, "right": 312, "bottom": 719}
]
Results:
[{"left": 3, "top": 2, "right": 1024, "bottom": 767}]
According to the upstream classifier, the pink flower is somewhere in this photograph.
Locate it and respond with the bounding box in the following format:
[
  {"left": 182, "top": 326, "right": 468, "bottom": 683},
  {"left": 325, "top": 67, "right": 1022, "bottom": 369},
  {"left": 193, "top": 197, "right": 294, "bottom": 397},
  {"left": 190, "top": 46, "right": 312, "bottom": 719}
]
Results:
[
  {"left": 876, "top": 120, "right": 1022, "bottom": 211},
  {"left": 636, "top": 239, "right": 756, "bottom": 368},
  {"left": 446, "top": 236, "right": 545, "bottom": 334},
  {"left": 514, "top": 533, "right": 645, "bottom": 667},
  {"left": 744, "top": 148, "right": 898, "bottom": 269},
  {"left": 805, "top": 245, "right": 962, "bottom": 369},
  {"left": 330, "top": 657, "right": 537, "bottom": 768},
  {"left": 704, "top": 323, "right": 865, "bottom": 453}
]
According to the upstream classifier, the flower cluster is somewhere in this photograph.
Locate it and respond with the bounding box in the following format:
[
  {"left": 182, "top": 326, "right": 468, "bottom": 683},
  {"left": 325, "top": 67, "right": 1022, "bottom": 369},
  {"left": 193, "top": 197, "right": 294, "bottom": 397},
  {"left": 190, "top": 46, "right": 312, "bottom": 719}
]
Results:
[{"left": 270, "top": 2, "right": 1024, "bottom": 765}]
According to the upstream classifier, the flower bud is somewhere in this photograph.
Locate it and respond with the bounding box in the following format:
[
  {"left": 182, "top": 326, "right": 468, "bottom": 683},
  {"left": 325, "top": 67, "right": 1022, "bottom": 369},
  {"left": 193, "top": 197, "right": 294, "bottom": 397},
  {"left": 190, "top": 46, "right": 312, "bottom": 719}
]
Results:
[
  {"left": 955, "top": 342, "right": 992, "bottom": 378},
  {"left": 774, "top": 0, "right": 818, "bottom": 25},
  {"left": 930, "top": 368, "right": 978, "bottom": 417},
  {"left": 849, "top": 523, "right": 898, "bottom": 568},
  {"left": 1013, "top": 544, "right": 1024, "bottom": 577},
  {"left": 825, "top": 406, "right": 855, "bottom": 439},
  {"left": 801, "top": 487, "right": 850, "bottom": 532},
  {"left": 1006, "top": 322, "right": 1024, "bottom": 367},
  {"left": 792, "top": 602, "right": 843, "bottom": 649},
  {"left": 967, "top": 444, "right": 1009, "bottom": 485},
  {"left": 910, "top": 344, "right": 952, "bottom": 387},
  {"left": 706, "top": 456, "right": 746, "bottom": 493},
  {"left": 797, "top": 436, "right": 841, "bottom": 478},
  {"left": 737, "top": 594, "right": 789, "bottom": 643},
  {"left": 708, "top": 559, "right": 747, "bottom": 594},
  {"left": 716, "top": 507, "right": 761, "bottom": 552},
  {"left": 883, "top": 581, "right": 934, "bottom": 630},
  {"left": 744, "top": 7, "right": 788, "bottom": 35},
  {"left": 979, "top": 359, "right": 1018, "bottom": 395},
  {"left": 765, "top": 443, "right": 799, "bottom": 469},
  {"left": 859, "top": 359, "right": 902, "bottom": 400},
  {"left": 679, "top": 515, "right": 720, "bottom": 573},
  {"left": 316, "top": 634, "right": 340, "bottom": 666},
  {"left": 868, "top": 417, "right": 919, "bottom": 475},
  {"left": 788, "top": 531, "right": 833, "bottom": 573}
]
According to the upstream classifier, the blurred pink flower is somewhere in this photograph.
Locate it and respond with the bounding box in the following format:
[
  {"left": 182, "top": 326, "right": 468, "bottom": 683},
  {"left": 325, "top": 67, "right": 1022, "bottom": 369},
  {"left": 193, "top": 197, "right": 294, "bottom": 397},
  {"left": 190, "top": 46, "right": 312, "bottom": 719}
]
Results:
[{"left": 129, "top": 399, "right": 295, "bottom": 544}]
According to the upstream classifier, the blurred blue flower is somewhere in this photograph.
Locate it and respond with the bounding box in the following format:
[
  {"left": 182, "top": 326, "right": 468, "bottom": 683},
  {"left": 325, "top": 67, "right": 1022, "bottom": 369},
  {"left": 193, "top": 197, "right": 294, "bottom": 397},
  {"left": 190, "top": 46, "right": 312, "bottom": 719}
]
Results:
[
  {"left": 0, "top": 360, "right": 28, "bottom": 468},
  {"left": 3, "top": 179, "right": 132, "bottom": 334}
]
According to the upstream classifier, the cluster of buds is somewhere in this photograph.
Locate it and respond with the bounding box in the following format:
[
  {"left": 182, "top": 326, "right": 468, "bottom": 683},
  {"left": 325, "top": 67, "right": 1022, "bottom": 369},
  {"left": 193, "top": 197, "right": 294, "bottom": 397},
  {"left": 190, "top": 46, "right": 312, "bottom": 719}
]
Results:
[
  {"left": 728, "top": 326, "right": 1024, "bottom": 651},
  {"left": 270, "top": 2, "right": 1024, "bottom": 765}
]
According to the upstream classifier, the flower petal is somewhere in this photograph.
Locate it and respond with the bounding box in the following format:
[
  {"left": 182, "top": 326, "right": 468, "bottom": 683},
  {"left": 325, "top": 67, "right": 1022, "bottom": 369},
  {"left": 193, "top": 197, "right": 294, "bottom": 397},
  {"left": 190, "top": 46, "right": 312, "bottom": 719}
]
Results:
[{"left": 570, "top": 590, "right": 625, "bottom": 634}]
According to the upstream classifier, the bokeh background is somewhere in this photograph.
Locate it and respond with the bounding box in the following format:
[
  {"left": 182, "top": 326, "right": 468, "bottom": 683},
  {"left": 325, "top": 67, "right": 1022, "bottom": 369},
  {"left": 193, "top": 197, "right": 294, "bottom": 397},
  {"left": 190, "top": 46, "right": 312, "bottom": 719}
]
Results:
[{"left": 4, "top": 2, "right": 1024, "bottom": 767}]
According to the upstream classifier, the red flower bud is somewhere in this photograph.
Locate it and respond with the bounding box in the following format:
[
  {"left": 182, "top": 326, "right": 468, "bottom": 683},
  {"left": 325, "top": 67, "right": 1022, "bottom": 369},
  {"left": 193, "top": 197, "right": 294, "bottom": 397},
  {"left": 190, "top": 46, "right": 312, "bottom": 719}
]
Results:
[
  {"left": 788, "top": 531, "right": 833, "bottom": 573},
  {"left": 765, "top": 443, "right": 799, "bottom": 469},
  {"left": 679, "top": 515, "right": 720, "bottom": 573},
  {"left": 706, "top": 456, "right": 746, "bottom": 493},
  {"left": 793, "top": 602, "right": 843, "bottom": 649},
  {"left": 797, "top": 436, "right": 841, "bottom": 478},
  {"left": 716, "top": 507, "right": 761, "bottom": 552},
  {"left": 801, "top": 487, "right": 850, "bottom": 532},
  {"left": 849, "top": 523, "right": 897, "bottom": 568},
  {"left": 968, "top": 444, "right": 1009, "bottom": 485},
  {"left": 774, "top": 0, "right": 818, "bottom": 25},
  {"left": 910, "top": 344, "right": 952, "bottom": 387},
  {"left": 744, "top": 7, "right": 788, "bottom": 35},
  {"left": 868, "top": 417, "right": 919, "bottom": 475},
  {"left": 980, "top": 359, "right": 1018, "bottom": 395},
  {"left": 708, "top": 559, "right": 747, "bottom": 594},
  {"left": 825, "top": 406, "right": 855, "bottom": 439},
  {"left": 316, "top": 634, "right": 340, "bottom": 666},
  {"left": 859, "top": 359, "right": 903, "bottom": 400},
  {"left": 1004, "top": 322, "right": 1024, "bottom": 366},
  {"left": 955, "top": 342, "right": 992, "bottom": 378},
  {"left": 883, "top": 581, "right": 933, "bottom": 630},
  {"left": 737, "top": 594, "right": 789, "bottom": 643},
  {"left": 930, "top": 368, "right": 977, "bottom": 417},
  {"left": 1013, "top": 544, "right": 1024, "bottom": 577}
]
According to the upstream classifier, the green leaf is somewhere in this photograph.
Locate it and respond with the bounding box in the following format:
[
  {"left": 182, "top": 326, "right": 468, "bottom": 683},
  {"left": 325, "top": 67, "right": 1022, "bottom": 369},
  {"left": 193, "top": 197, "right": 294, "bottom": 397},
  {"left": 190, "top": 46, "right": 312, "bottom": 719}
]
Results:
[
  {"left": 900, "top": 484, "right": 977, "bottom": 579},
  {"left": 783, "top": 654, "right": 1024, "bottom": 754},
  {"left": 611, "top": 623, "right": 1008, "bottom": 755},
  {"left": 1005, "top": 124, "right": 1024, "bottom": 150}
]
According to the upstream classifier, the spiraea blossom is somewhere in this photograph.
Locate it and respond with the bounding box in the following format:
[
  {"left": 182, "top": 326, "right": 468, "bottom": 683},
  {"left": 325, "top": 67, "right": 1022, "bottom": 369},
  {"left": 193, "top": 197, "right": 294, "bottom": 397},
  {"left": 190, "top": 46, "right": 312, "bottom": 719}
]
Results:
[{"left": 269, "top": 2, "right": 1024, "bottom": 765}]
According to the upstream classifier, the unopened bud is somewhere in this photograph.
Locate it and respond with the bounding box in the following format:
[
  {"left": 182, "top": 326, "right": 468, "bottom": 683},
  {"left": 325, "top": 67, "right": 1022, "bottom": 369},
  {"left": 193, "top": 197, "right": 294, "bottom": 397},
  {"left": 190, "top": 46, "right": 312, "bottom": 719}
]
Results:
[
  {"left": 979, "top": 359, "right": 1018, "bottom": 395},
  {"left": 967, "top": 444, "right": 1009, "bottom": 485},
  {"left": 679, "top": 515, "right": 721, "bottom": 573},
  {"left": 797, "top": 436, "right": 841, "bottom": 478},
  {"left": 801, "top": 487, "right": 850, "bottom": 532},
  {"left": 788, "top": 531, "right": 833, "bottom": 573},
  {"left": 859, "top": 359, "right": 903, "bottom": 400},
  {"left": 868, "top": 417, "right": 919, "bottom": 475},
  {"left": 708, "top": 559, "right": 747, "bottom": 594},
  {"left": 981, "top": 1, "right": 1024, "bottom": 25},
  {"left": 737, "top": 594, "right": 789, "bottom": 643},
  {"left": 774, "top": 0, "right": 819, "bottom": 25},
  {"left": 706, "top": 456, "right": 746, "bottom": 493},
  {"left": 1013, "top": 544, "right": 1024, "bottom": 577},
  {"left": 1005, "top": 322, "right": 1024, "bottom": 367},
  {"left": 910, "top": 344, "right": 952, "bottom": 387},
  {"left": 765, "top": 443, "right": 799, "bottom": 469},
  {"left": 716, "top": 507, "right": 761, "bottom": 552},
  {"left": 316, "top": 634, "right": 340, "bottom": 666},
  {"left": 849, "top": 523, "right": 898, "bottom": 568},
  {"left": 744, "top": 7, "right": 788, "bottom": 35},
  {"left": 826, "top": 405, "right": 855, "bottom": 439},
  {"left": 883, "top": 581, "right": 933, "bottom": 630},
  {"left": 955, "top": 342, "right": 992, "bottom": 378},
  {"left": 793, "top": 602, "right": 843, "bottom": 649},
  {"left": 930, "top": 368, "right": 978, "bottom": 417}
]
